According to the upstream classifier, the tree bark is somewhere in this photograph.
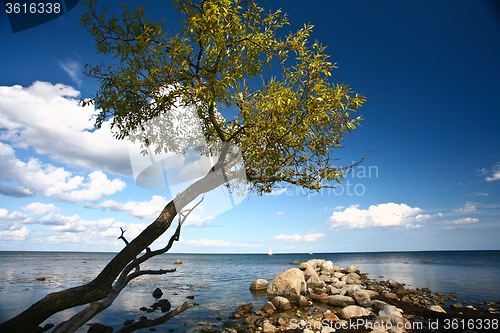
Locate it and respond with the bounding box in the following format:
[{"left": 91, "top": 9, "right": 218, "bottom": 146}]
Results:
[{"left": 0, "top": 167, "right": 240, "bottom": 333}]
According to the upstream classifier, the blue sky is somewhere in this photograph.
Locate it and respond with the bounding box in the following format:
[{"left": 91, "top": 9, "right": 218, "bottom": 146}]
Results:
[{"left": 0, "top": 0, "right": 499, "bottom": 253}]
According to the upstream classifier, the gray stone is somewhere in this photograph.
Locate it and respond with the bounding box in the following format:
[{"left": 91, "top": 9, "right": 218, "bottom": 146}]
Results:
[
  {"left": 307, "top": 273, "right": 326, "bottom": 289},
  {"left": 327, "top": 295, "right": 355, "bottom": 307},
  {"left": 353, "top": 290, "right": 372, "bottom": 308},
  {"left": 379, "top": 305, "right": 403, "bottom": 318},
  {"left": 262, "top": 322, "right": 277, "bottom": 333},
  {"left": 339, "top": 305, "right": 369, "bottom": 319},
  {"left": 346, "top": 265, "right": 360, "bottom": 274},
  {"left": 262, "top": 301, "right": 276, "bottom": 314},
  {"left": 250, "top": 279, "right": 269, "bottom": 291},
  {"left": 296, "top": 295, "right": 309, "bottom": 307},
  {"left": 267, "top": 268, "right": 306, "bottom": 302},
  {"left": 372, "top": 300, "right": 388, "bottom": 311},
  {"left": 271, "top": 296, "right": 291, "bottom": 311},
  {"left": 428, "top": 305, "right": 446, "bottom": 313}
]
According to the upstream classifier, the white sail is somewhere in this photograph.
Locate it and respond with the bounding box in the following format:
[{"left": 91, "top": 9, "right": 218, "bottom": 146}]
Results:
[{"left": 268, "top": 247, "right": 273, "bottom": 256}]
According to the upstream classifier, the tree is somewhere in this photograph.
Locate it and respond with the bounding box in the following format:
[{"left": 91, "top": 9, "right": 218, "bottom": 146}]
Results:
[{"left": 0, "top": 0, "right": 366, "bottom": 332}]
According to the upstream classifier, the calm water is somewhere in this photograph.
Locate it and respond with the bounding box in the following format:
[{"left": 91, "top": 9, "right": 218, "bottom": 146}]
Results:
[{"left": 0, "top": 251, "right": 499, "bottom": 332}]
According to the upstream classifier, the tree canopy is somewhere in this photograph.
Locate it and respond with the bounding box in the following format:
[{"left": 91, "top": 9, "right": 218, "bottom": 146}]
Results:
[{"left": 80, "top": 0, "right": 366, "bottom": 194}]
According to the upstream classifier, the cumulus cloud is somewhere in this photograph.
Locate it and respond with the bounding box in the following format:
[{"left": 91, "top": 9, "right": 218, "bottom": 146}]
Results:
[
  {"left": 275, "top": 232, "right": 325, "bottom": 242},
  {"left": 273, "top": 212, "right": 285, "bottom": 215},
  {"left": 0, "top": 142, "right": 126, "bottom": 202},
  {"left": 454, "top": 202, "right": 477, "bottom": 214},
  {"left": 0, "top": 226, "right": 29, "bottom": 240},
  {"left": 441, "top": 218, "right": 479, "bottom": 225},
  {"left": 0, "top": 208, "right": 29, "bottom": 221},
  {"left": 21, "top": 202, "right": 60, "bottom": 215},
  {"left": 327, "top": 203, "right": 429, "bottom": 229},
  {"left": 0, "top": 81, "right": 131, "bottom": 175}
]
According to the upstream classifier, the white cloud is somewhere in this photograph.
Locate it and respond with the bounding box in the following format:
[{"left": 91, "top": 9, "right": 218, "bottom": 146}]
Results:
[
  {"left": 454, "top": 202, "right": 477, "bottom": 214},
  {"left": 474, "top": 192, "right": 489, "bottom": 196},
  {"left": 275, "top": 232, "right": 325, "bottom": 242},
  {"left": 327, "top": 203, "right": 427, "bottom": 229},
  {"left": 0, "top": 142, "right": 126, "bottom": 202},
  {"left": 21, "top": 202, "right": 60, "bottom": 215},
  {"left": 406, "top": 224, "right": 425, "bottom": 229},
  {"left": 0, "top": 81, "right": 131, "bottom": 175},
  {"left": 0, "top": 208, "right": 29, "bottom": 221},
  {"left": 442, "top": 218, "right": 479, "bottom": 225},
  {"left": 85, "top": 195, "right": 169, "bottom": 221},
  {"left": 0, "top": 226, "right": 29, "bottom": 240},
  {"left": 59, "top": 59, "right": 82, "bottom": 86},
  {"left": 273, "top": 212, "right": 285, "bottom": 215}
]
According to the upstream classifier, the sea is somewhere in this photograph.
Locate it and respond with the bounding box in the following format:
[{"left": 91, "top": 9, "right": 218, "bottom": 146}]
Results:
[{"left": 0, "top": 251, "right": 499, "bottom": 332}]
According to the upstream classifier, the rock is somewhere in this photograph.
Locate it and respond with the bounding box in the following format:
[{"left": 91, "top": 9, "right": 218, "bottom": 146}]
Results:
[
  {"left": 374, "top": 315, "right": 410, "bottom": 331},
  {"left": 451, "top": 303, "right": 463, "bottom": 309},
  {"left": 299, "top": 262, "right": 311, "bottom": 270},
  {"left": 296, "top": 295, "right": 309, "bottom": 307},
  {"left": 152, "top": 288, "right": 163, "bottom": 298},
  {"left": 341, "top": 273, "right": 362, "bottom": 285},
  {"left": 340, "top": 305, "right": 369, "bottom": 319},
  {"left": 32, "top": 327, "right": 43, "bottom": 333},
  {"left": 353, "top": 290, "right": 372, "bottom": 307},
  {"left": 341, "top": 284, "right": 363, "bottom": 297},
  {"left": 346, "top": 265, "right": 360, "bottom": 274},
  {"left": 186, "top": 295, "right": 195, "bottom": 299},
  {"left": 223, "top": 321, "right": 244, "bottom": 333},
  {"left": 242, "top": 315, "right": 259, "bottom": 327},
  {"left": 327, "top": 295, "right": 355, "bottom": 307},
  {"left": 159, "top": 299, "right": 171, "bottom": 312},
  {"left": 250, "top": 279, "right": 269, "bottom": 291},
  {"left": 87, "top": 323, "right": 114, "bottom": 333},
  {"left": 290, "top": 261, "right": 300, "bottom": 265},
  {"left": 307, "top": 259, "right": 326, "bottom": 269},
  {"left": 42, "top": 324, "right": 55, "bottom": 331},
  {"left": 386, "top": 279, "right": 403, "bottom": 290},
  {"left": 310, "top": 293, "right": 330, "bottom": 303},
  {"left": 230, "top": 303, "right": 253, "bottom": 318},
  {"left": 379, "top": 305, "right": 403, "bottom": 318},
  {"left": 333, "top": 272, "right": 344, "bottom": 279},
  {"left": 306, "top": 273, "right": 325, "bottom": 289},
  {"left": 303, "top": 267, "right": 317, "bottom": 280},
  {"left": 372, "top": 300, "right": 388, "bottom": 311},
  {"left": 320, "top": 261, "right": 335, "bottom": 273},
  {"left": 326, "top": 285, "right": 341, "bottom": 295},
  {"left": 174, "top": 260, "right": 182, "bottom": 264},
  {"left": 322, "top": 310, "right": 339, "bottom": 321},
  {"left": 428, "top": 305, "right": 446, "bottom": 313},
  {"left": 124, "top": 320, "right": 134, "bottom": 326},
  {"left": 271, "top": 296, "right": 291, "bottom": 310},
  {"left": 334, "top": 280, "right": 346, "bottom": 289},
  {"left": 383, "top": 292, "right": 399, "bottom": 300},
  {"left": 139, "top": 316, "right": 147, "bottom": 321},
  {"left": 140, "top": 307, "right": 148, "bottom": 311},
  {"left": 262, "top": 322, "right": 276, "bottom": 333},
  {"left": 262, "top": 301, "right": 276, "bottom": 314},
  {"left": 267, "top": 268, "right": 306, "bottom": 302}
]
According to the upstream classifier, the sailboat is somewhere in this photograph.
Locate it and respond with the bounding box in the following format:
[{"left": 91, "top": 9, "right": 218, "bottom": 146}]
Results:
[{"left": 268, "top": 248, "right": 273, "bottom": 256}]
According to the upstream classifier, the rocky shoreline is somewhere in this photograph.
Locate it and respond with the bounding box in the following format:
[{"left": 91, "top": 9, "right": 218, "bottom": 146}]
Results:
[{"left": 216, "top": 259, "right": 500, "bottom": 333}]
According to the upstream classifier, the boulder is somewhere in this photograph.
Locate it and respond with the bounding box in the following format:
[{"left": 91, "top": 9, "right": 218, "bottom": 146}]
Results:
[
  {"left": 346, "top": 265, "right": 360, "bottom": 274},
  {"left": 174, "top": 260, "right": 183, "bottom": 264},
  {"left": 296, "top": 295, "right": 309, "bottom": 307},
  {"left": 374, "top": 315, "right": 409, "bottom": 330},
  {"left": 353, "top": 290, "right": 372, "bottom": 308},
  {"left": 320, "top": 261, "right": 335, "bottom": 273},
  {"left": 223, "top": 321, "right": 245, "bottom": 333},
  {"left": 307, "top": 274, "right": 325, "bottom": 289},
  {"left": 250, "top": 279, "right": 269, "bottom": 291},
  {"left": 87, "top": 323, "right": 114, "bottom": 333},
  {"left": 386, "top": 279, "right": 403, "bottom": 290},
  {"left": 333, "top": 272, "right": 344, "bottom": 279},
  {"left": 334, "top": 280, "right": 346, "bottom": 289},
  {"left": 372, "top": 300, "right": 389, "bottom": 311},
  {"left": 339, "top": 305, "right": 369, "bottom": 319},
  {"left": 326, "top": 285, "right": 341, "bottom": 295},
  {"left": 322, "top": 310, "right": 339, "bottom": 321},
  {"left": 271, "top": 296, "right": 292, "bottom": 310},
  {"left": 290, "top": 261, "right": 300, "bottom": 265},
  {"left": 267, "top": 268, "right": 306, "bottom": 302},
  {"left": 299, "top": 262, "right": 311, "bottom": 270},
  {"left": 307, "top": 259, "right": 326, "bottom": 269},
  {"left": 158, "top": 299, "right": 171, "bottom": 312},
  {"left": 262, "top": 321, "right": 277, "bottom": 333},
  {"left": 152, "top": 288, "right": 163, "bottom": 298},
  {"left": 379, "top": 305, "right": 403, "bottom": 318},
  {"left": 341, "top": 273, "right": 362, "bottom": 285},
  {"left": 230, "top": 303, "right": 253, "bottom": 318},
  {"left": 303, "top": 267, "right": 317, "bottom": 280},
  {"left": 309, "top": 293, "right": 330, "bottom": 303},
  {"left": 341, "top": 284, "right": 363, "bottom": 297},
  {"left": 327, "top": 295, "right": 355, "bottom": 307},
  {"left": 262, "top": 301, "right": 277, "bottom": 314},
  {"left": 428, "top": 305, "right": 446, "bottom": 313}
]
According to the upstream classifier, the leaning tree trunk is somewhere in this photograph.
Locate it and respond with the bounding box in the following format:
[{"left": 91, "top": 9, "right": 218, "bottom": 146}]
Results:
[{"left": 0, "top": 167, "right": 239, "bottom": 333}]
